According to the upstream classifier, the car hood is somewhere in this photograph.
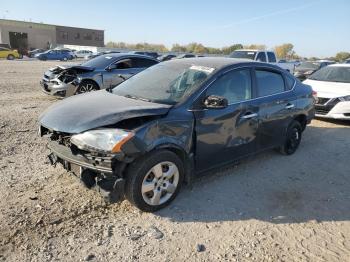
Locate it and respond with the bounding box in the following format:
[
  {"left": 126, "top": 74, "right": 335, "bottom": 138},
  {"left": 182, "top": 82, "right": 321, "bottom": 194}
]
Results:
[
  {"left": 54, "top": 65, "right": 95, "bottom": 71},
  {"left": 39, "top": 90, "right": 172, "bottom": 133},
  {"left": 303, "top": 79, "right": 350, "bottom": 98}
]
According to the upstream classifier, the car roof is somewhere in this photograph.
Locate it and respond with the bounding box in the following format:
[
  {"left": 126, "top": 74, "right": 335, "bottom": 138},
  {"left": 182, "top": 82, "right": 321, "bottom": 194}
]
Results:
[
  {"left": 329, "top": 63, "right": 350, "bottom": 67},
  {"left": 100, "top": 53, "right": 158, "bottom": 61},
  {"left": 162, "top": 57, "right": 275, "bottom": 70}
]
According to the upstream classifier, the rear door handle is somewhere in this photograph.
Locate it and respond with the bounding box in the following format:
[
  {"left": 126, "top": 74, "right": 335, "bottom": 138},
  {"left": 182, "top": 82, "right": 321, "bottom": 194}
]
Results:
[
  {"left": 285, "top": 103, "right": 295, "bottom": 109},
  {"left": 241, "top": 113, "right": 258, "bottom": 119}
]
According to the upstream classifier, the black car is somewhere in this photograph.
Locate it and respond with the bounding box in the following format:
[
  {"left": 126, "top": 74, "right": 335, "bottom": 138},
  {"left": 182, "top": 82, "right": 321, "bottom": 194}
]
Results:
[
  {"left": 177, "top": 53, "right": 196, "bottom": 59},
  {"left": 158, "top": 54, "right": 177, "bottom": 61},
  {"left": 39, "top": 58, "right": 315, "bottom": 211},
  {"left": 294, "top": 61, "right": 334, "bottom": 80}
]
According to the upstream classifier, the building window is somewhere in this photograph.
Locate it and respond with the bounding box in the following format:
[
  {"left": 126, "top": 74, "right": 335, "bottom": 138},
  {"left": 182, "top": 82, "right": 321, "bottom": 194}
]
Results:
[
  {"left": 60, "top": 31, "right": 68, "bottom": 40},
  {"left": 83, "top": 33, "right": 92, "bottom": 40},
  {"left": 74, "top": 33, "right": 80, "bottom": 39},
  {"left": 95, "top": 34, "right": 103, "bottom": 41}
]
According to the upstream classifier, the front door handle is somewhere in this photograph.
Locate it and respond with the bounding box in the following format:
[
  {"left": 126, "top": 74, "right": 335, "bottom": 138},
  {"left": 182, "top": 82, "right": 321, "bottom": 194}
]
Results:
[
  {"left": 285, "top": 103, "right": 295, "bottom": 109},
  {"left": 241, "top": 112, "right": 258, "bottom": 119}
]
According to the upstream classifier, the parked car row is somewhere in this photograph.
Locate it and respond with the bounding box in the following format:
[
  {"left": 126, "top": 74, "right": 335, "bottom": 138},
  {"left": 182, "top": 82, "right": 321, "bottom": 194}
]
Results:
[
  {"left": 39, "top": 56, "right": 316, "bottom": 211},
  {"left": 294, "top": 60, "right": 335, "bottom": 81}
]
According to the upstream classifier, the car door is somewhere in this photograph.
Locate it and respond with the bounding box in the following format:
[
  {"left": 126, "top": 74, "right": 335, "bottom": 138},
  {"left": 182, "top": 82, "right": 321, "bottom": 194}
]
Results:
[
  {"left": 193, "top": 68, "right": 259, "bottom": 172},
  {"left": 253, "top": 67, "right": 296, "bottom": 149},
  {"left": 102, "top": 58, "right": 135, "bottom": 88}
]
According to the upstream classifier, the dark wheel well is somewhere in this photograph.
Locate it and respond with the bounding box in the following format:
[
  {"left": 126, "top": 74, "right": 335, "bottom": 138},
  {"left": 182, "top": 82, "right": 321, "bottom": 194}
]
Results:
[{"left": 293, "top": 115, "right": 307, "bottom": 131}]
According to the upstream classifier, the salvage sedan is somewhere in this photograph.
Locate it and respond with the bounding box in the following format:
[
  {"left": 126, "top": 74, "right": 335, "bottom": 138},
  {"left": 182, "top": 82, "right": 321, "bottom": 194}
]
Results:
[
  {"left": 304, "top": 64, "right": 350, "bottom": 119},
  {"left": 39, "top": 58, "right": 315, "bottom": 211},
  {"left": 40, "top": 53, "right": 159, "bottom": 97}
]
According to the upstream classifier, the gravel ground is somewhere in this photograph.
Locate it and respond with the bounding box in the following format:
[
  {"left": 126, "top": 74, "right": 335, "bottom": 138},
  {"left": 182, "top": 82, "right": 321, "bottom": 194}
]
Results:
[{"left": 0, "top": 60, "right": 350, "bottom": 262}]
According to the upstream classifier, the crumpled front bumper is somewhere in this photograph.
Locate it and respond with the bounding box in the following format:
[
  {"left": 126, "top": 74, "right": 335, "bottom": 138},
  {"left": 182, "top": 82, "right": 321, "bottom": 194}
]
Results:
[
  {"left": 47, "top": 140, "right": 126, "bottom": 202},
  {"left": 40, "top": 78, "right": 79, "bottom": 97}
]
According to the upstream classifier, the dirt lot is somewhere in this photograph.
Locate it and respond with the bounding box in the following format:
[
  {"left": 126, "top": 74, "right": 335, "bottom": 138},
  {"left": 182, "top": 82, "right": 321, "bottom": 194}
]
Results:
[{"left": 0, "top": 60, "right": 349, "bottom": 262}]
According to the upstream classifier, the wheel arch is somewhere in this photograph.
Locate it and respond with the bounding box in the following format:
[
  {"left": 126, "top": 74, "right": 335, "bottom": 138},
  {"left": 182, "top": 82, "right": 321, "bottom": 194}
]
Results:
[{"left": 293, "top": 114, "right": 307, "bottom": 131}]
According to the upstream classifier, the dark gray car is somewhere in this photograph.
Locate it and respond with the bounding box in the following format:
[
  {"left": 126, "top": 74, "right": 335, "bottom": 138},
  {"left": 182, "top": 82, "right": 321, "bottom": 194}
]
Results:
[
  {"left": 40, "top": 53, "right": 159, "bottom": 97},
  {"left": 39, "top": 58, "right": 315, "bottom": 211}
]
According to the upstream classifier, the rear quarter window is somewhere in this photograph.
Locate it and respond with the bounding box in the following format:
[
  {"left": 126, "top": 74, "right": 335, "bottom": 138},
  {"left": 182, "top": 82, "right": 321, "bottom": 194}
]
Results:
[{"left": 285, "top": 74, "right": 296, "bottom": 90}]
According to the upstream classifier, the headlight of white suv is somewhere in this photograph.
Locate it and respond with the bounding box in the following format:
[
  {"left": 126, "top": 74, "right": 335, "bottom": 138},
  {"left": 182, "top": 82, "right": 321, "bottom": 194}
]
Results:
[
  {"left": 71, "top": 129, "right": 134, "bottom": 153},
  {"left": 339, "top": 95, "right": 350, "bottom": 102}
]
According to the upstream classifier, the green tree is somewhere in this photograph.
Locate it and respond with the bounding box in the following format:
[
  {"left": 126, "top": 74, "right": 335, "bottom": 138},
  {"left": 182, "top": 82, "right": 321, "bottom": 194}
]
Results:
[
  {"left": 244, "top": 44, "right": 266, "bottom": 50},
  {"left": 274, "top": 43, "right": 295, "bottom": 59},
  {"left": 221, "top": 44, "right": 243, "bottom": 55},
  {"left": 335, "top": 52, "right": 350, "bottom": 62}
]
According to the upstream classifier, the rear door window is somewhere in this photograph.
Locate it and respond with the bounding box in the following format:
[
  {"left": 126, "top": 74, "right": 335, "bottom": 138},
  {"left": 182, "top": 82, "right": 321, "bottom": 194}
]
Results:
[
  {"left": 255, "top": 70, "right": 285, "bottom": 97},
  {"left": 132, "top": 58, "right": 158, "bottom": 68}
]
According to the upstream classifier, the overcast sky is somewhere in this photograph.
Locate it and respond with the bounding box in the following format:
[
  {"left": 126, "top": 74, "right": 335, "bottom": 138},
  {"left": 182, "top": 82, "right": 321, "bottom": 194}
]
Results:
[{"left": 1, "top": 0, "right": 349, "bottom": 57}]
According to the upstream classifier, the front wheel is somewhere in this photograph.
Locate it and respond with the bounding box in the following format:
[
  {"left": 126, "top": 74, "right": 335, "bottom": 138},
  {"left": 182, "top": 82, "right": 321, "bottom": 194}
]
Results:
[
  {"left": 7, "top": 54, "right": 15, "bottom": 60},
  {"left": 278, "top": 120, "right": 302, "bottom": 155},
  {"left": 125, "top": 150, "right": 184, "bottom": 212}
]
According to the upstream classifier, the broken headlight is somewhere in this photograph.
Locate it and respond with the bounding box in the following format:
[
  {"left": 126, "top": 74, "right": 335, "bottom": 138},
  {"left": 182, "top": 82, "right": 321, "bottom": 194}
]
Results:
[{"left": 71, "top": 129, "right": 134, "bottom": 153}]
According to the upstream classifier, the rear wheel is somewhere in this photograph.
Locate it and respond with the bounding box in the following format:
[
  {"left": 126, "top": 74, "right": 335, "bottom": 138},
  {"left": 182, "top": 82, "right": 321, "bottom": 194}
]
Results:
[
  {"left": 76, "top": 80, "right": 99, "bottom": 94},
  {"left": 125, "top": 150, "right": 184, "bottom": 212},
  {"left": 7, "top": 54, "right": 15, "bottom": 60},
  {"left": 278, "top": 120, "right": 302, "bottom": 155}
]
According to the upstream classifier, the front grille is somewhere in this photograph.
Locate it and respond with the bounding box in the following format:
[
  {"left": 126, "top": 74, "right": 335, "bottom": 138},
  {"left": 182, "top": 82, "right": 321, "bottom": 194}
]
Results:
[
  {"left": 316, "top": 97, "right": 330, "bottom": 105},
  {"left": 315, "top": 106, "right": 330, "bottom": 115}
]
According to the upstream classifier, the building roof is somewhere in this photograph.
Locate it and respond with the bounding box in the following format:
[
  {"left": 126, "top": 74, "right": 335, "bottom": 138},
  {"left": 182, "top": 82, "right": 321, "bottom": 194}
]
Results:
[{"left": 0, "top": 19, "right": 103, "bottom": 31}]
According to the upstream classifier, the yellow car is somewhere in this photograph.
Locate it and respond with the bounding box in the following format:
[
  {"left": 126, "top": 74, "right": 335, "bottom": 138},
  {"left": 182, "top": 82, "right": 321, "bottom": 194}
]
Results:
[{"left": 0, "top": 47, "right": 22, "bottom": 60}]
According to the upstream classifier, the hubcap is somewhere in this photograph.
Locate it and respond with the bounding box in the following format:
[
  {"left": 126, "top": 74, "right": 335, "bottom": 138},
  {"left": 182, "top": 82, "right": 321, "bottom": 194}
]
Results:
[{"left": 141, "top": 161, "right": 179, "bottom": 206}]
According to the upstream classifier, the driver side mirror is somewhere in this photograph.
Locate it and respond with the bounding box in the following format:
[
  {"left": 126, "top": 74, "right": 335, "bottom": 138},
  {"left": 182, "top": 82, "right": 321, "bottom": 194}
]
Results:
[
  {"left": 203, "top": 95, "right": 228, "bottom": 109},
  {"left": 107, "top": 64, "right": 117, "bottom": 71}
]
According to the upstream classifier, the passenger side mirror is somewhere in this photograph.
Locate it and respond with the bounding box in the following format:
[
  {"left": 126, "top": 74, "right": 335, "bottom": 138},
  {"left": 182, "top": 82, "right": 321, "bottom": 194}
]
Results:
[
  {"left": 203, "top": 95, "right": 228, "bottom": 109},
  {"left": 107, "top": 64, "right": 117, "bottom": 71}
]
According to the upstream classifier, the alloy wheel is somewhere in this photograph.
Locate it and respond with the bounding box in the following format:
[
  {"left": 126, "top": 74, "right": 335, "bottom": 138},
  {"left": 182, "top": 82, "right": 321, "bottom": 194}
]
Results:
[
  {"left": 78, "top": 83, "right": 96, "bottom": 93},
  {"left": 141, "top": 161, "right": 179, "bottom": 206}
]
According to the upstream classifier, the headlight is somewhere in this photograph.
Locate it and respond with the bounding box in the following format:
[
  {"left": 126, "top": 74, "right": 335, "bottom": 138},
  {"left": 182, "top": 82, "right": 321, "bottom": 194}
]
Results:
[
  {"left": 71, "top": 129, "right": 134, "bottom": 153},
  {"left": 339, "top": 95, "right": 350, "bottom": 101},
  {"left": 304, "top": 70, "right": 314, "bottom": 75}
]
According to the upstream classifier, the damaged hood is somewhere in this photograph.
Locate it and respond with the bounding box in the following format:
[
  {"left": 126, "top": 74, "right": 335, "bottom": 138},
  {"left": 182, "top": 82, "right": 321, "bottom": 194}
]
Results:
[
  {"left": 39, "top": 90, "right": 172, "bottom": 133},
  {"left": 49, "top": 65, "right": 95, "bottom": 73}
]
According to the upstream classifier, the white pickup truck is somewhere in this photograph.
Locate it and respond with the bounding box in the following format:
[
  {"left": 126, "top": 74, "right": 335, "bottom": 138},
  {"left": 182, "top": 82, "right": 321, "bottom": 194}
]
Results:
[{"left": 229, "top": 49, "right": 295, "bottom": 74}]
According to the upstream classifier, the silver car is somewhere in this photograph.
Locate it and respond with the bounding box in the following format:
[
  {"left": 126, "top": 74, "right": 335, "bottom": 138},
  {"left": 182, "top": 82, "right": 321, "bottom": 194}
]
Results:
[{"left": 40, "top": 53, "right": 159, "bottom": 97}]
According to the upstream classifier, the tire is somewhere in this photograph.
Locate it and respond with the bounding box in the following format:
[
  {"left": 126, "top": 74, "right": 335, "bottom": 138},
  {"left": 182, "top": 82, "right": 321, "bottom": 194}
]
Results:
[
  {"left": 76, "top": 80, "right": 99, "bottom": 94},
  {"left": 125, "top": 150, "right": 184, "bottom": 212},
  {"left": 7, "top": 54, "right": 15, "bottom": 60},
  {"left": 278, "top": 120, "right": 302, "bottom": 155},
  {"left": 41, "top": 56, "right": 47, "bottom": 61}
]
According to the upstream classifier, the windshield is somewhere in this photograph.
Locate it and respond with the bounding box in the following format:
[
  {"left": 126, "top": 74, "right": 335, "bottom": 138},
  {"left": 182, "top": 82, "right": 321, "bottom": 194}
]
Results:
[
  {"left": 309, "top": 66, "right": 350, "bottom": 83},
  {"left": 297, "top": 62, "right": 321, "bottom": 70},
  {"left": 230, "top": 51, "right": 256, "bottom": 60},
  {"left": 82, "top": 55, "right": 117, "bottom": 68},
  {"left": 112, "top": 62, "right": 215, "bottom": 105}
]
